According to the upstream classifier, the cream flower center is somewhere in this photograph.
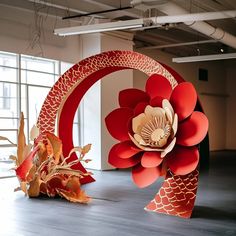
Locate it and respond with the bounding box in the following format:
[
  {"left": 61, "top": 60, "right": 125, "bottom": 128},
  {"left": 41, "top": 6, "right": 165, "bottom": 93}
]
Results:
[
  {"left": 130, "top": 100, "right": 178, "bottom": 158},
  {"left": 140, "top": 116, "right": 171, "bottom": 148}
]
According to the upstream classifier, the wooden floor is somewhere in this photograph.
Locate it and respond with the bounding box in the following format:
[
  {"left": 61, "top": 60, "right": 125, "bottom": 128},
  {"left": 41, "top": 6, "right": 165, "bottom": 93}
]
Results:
[{"left": 0, "top": 151, "right": 236, "bottom": 236}]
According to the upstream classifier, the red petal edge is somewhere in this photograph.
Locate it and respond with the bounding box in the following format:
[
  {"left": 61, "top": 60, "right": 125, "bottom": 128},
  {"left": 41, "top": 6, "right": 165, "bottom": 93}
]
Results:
[
  {"left": 166, "top": 146, "right": 199, "bottom": 175},
  {"left": 105, "top": 107, "right": 133, "bottom": 141},
  {"left": 134, "top": 102, "right": 149, "bottom": 116},
  {"left": 170, "top": 82, "right": 197, "bottom": 121},
  {"left": 150, "top": 96, "right": 164, "bottom": 107},
  {"left": 108, "top": 143, "right": 142, "bottom": 168},
  {"left": 114, "top": 140, "right": 142, "bottom": 159},
  {"left": 119, "top": 88, "right": 149, "bottom": 108},
  {"left": 132, "top": 164, "right": 161, "bottom": 188},
  {"left": 141, "top": 152, "right": 163, "bottom": 168},
  {"left": 176, "top": 111, "right": 209, "bottom": 146},
  {"left": 145, "top": 74, "right": 172, "bottom": 100},
  {"left": 15, "top": 146, "right": 39, "bottom": 181}
]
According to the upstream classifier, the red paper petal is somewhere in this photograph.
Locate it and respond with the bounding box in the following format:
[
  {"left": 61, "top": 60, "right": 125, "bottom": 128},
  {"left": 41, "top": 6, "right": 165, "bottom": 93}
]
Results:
[
  {"left": 132, "top": 164, "right": 161, "bottom": 188},
  {"left": 115, "top": 140, "right": 142, "bottom": 159},
  {"left": 119, "top": 89, "right": 149, "bottom": 108},
  {"left": 141, "top": 152, "right": 163, "bottom": 168},
  {"left": 108, "top": 143, "right": 142, "bottom": 168},
  {"left": 134, "top": 102, "right": 148, "bottom": 116},
  {"left": 145, "top": 74, "right": 172, "bottom": 100},
  {"left": 170, "top": 82, "right": 197, "bottom": 121},
  {"left": 105, "top": 108, "right": 133, "bottom": 141},
  {"left": 15, "top": 146, "right": 39, "bottom": 181},
  {"left": 150, "top": 96, "right": 164, "bottom": 107},
  {"left": 167, "top": 146, "right": 199, "bottom": 175},
  {"left": 176, "top": 111, "right": 209, "bottom": 146}
]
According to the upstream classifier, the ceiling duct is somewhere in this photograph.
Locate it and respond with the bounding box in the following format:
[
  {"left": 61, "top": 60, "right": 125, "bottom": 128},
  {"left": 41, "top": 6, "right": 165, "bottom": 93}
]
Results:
[{"left": 131, "top": 0, "right": 236, "bottom": 49}]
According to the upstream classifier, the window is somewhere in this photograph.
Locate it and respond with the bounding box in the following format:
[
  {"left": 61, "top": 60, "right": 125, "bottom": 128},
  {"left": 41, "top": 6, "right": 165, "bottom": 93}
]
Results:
[
  {"left": 0, "top": 83, "right": 11, "bottom": 109},
  {"left": 0, "top": 51, "right": 77, "bottom": 178}
]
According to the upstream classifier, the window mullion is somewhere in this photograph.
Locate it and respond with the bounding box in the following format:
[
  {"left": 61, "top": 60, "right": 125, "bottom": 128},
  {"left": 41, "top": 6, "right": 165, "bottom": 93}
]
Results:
[{"left": 18, "top": 54, "right": 21, "bottom": 120}]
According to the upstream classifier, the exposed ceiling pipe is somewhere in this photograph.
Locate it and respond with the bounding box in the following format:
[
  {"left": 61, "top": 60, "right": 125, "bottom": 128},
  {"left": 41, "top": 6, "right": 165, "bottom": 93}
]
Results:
[{"left": 132, "top": 0, "right": 236, "bottom": 49}]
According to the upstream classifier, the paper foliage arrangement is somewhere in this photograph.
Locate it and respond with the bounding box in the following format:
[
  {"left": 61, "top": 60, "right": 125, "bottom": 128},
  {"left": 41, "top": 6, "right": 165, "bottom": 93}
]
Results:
[{"left": 4, "top": 112, "right": 92, "bottom": 203}]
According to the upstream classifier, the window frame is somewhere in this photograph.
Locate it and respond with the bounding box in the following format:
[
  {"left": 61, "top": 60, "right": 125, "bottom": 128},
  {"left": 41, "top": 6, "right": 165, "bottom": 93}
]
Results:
[{"left": 0, "top": 51, "right": 79, "bottom": 165}]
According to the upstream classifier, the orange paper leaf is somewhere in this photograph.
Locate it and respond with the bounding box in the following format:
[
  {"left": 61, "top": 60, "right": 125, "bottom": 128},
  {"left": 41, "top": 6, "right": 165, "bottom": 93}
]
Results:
[
  {"left": 17, "top": 112, "right": 26, "bottom": 166},
  {"left": 46, "top": 133, "right": 62, "bottom": 164}
]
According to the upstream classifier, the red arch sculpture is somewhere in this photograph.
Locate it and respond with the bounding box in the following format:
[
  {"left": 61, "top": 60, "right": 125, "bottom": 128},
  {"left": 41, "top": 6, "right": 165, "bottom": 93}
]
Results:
[
  {"left": 38, "top": 50, "right": 205, "bottom": 218},
  {"left": 37, "top": 51, "right": 177, "bottom": 184}
]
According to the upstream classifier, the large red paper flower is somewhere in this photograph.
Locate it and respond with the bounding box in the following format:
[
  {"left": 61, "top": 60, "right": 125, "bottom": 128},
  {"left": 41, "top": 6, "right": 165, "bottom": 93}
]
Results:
[{"left": 105, "top": 74, "right": 208, "bottom": 188}]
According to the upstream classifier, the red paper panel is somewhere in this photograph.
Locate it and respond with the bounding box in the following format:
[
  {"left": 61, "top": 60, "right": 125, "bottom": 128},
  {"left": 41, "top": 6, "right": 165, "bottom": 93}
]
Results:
[
  {"left": 170, "top": 82, "right": 197, "bottom": 121},
  {"left": 119, "top": 88, "right": 149, "bottom": 108},
  {"left": 145, "top": 169, "right": 199, "bottom": 218},
  {"left": 141, "top": 152, "right": 163, "bottom": 168},
  {"left": 114, "top": 140, "right": 142, "bottom": 159},
  {"left": 105, "top": 108, "right": 133, "bottom": 141},
  {"left": 176, "top": 111, "right": 209, "bottom": 146},
  {"left": 132, "top": 164, "right": 161, "bottom": 188},
  {"left": 109, "top": 143, "right": 142, "bottom": 168},
  {"left": 145, "top": 74, "right": 172, "bottom": 100},
  {"left": 166, "top": 146, "right": 199, "bottom": 175}
]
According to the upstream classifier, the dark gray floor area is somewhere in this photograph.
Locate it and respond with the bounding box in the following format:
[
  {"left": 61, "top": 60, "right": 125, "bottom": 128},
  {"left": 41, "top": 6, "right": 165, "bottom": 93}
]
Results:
[{"left": 0, "top": 151, "right": 236, "bottom": 236}]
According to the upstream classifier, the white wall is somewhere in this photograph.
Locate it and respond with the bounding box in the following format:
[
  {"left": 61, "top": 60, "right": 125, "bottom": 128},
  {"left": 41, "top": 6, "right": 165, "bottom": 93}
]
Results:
[
  {"left": 101, "top": 34, "right": 133, "bottom": 169},
  {"left": 226, "top": 60, "right": 236, "bottom": 149},
  {"left": 0, "top": 4, "right": 81, "bottom": 63},
  {"left": 134, "top": 49, "right": 228, "bottom": 151},
  {"left": 79, "top": 34, "right": 102, "bottom": 170},
  {"left": 80, "top": 33, "right": 133, "bottom": 170}
]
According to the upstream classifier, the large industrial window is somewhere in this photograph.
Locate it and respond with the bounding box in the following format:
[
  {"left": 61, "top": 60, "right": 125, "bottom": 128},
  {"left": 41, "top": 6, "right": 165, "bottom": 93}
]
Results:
[{"left": 0, "top": 51, "right": 78, "bottom": 178}]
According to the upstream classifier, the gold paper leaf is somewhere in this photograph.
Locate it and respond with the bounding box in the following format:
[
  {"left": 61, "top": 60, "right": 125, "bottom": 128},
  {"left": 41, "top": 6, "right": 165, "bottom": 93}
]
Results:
[
  {"left": 82, "top": 144, "right": 92, "bottom": 154},
  {"left": 65, "top": 176, "right": 81, "bottom": 191},
  {"left": 17, "top": 112, "right": 26, "bottom": 165},
  {"left": 30, "top": 125, "right": 40, "bottom": 142},
  {"left": 64, "top": 176, "right": 90, "bottom": 203},
  {"left": 26, "top": 165, "right": 37, "bottom": 182},
  {"left": 9, "top": 155, "right": 18, "bottom": 166},
  {"left": 57, "top": 188, "right": 91, "bottom": 203},
  {"left": 38, "top": 142, "right": 48, "bottom": 164},
  {"left": 0, "top": 136, "right": 17, "bottom": 146},
  {"left": 14, "top": 186, "right": 21, "bottom": 192},
  {"left": 67, "top": 147, "right": 83, "bottom": 159},
  {"left": 56, "top": 176, "right": 91, "bottom": 204},
  {"left": 23, "top": 144, "right": 33, "bottom": 160},
  {"left": 46, "top": 133, "right": 62, "bottom": 164},
  {"left": 27, "top": 175, "right": 41, "bottom": 197},
  {"left": 20, "top": 182, "right": 27, "bottom": 194}
]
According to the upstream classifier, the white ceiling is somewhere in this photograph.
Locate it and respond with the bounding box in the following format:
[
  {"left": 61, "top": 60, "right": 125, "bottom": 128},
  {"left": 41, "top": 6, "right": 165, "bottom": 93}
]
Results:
[{"left": 0, "top": 0, "right": 236, "bottom": 56}]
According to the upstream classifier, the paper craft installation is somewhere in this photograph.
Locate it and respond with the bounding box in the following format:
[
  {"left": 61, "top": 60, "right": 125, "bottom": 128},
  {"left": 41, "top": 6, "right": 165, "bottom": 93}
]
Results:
[
  {"left": 36, "top": 50, "right": 208, "bottom": 218},
  {"left": 3, "top": 112, "right": 92, "bottom": 203}
]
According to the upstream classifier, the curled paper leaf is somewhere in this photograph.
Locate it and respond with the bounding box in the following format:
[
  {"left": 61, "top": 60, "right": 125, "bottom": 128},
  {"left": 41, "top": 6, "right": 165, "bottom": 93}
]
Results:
[
  {"left": 17, "top": 112, "right": 26, "bottom": 165},
  {"left": 0, "top": 136, "right": 17, "bottom": 146},
  {"left": 30, "top": 125, "right": 40, "bottom": 142},
  {"left": 82, "top": 144, "right": 92, "bottom": 154},
  {"left": 46, "top": 133, "right": 62, "bottom": 164}
]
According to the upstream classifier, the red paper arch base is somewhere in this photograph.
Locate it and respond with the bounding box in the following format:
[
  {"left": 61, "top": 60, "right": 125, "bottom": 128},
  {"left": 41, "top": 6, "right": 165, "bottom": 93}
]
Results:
[{"left": 38, "top": 50, "right": 206, "bottom": 218}]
